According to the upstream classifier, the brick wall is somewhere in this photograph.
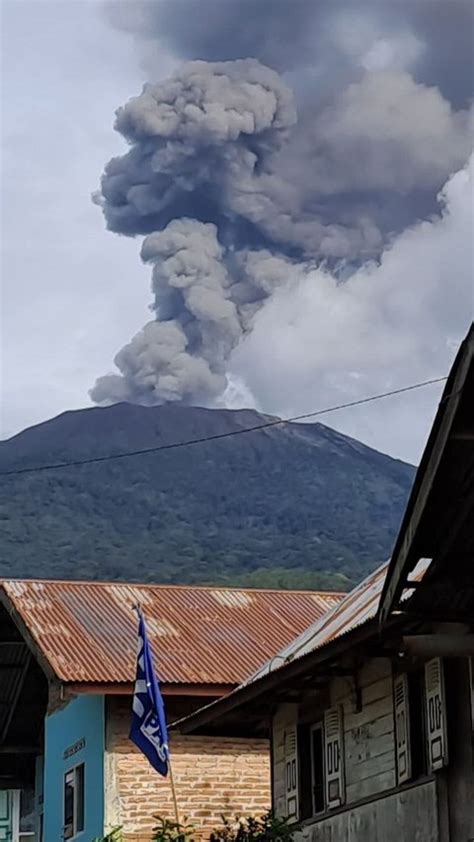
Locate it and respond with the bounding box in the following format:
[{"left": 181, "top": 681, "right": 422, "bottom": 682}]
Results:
[{"left": 105, "top": 697, "right": 271, "bottom": 840}]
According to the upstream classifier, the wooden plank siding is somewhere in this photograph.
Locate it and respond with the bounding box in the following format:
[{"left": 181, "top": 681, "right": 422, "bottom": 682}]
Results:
[
  {"left": 296, "top": 781, "right": 438, "bottom": 842},
  {"left": 331, "top": 658, "right": 396, "bottom": 801},
  {"left": 272, "top": 657, "right": 440, "bottom": 841}
]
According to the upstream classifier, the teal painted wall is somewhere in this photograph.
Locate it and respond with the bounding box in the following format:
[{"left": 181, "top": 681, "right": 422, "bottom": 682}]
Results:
[
  {"left": 44, "top": 695, "right": 104, "bottom": 841},
  {"left": 35, "top": 754, "right": 44, "bottom": 841}
]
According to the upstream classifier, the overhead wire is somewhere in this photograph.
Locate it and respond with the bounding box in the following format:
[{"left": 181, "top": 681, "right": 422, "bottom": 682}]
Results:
[{"left": 0, "top": 376, "right": 447, "bottom": 478}]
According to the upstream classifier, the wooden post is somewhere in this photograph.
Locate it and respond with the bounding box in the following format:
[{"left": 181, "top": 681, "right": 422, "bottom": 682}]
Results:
[{"left": 169, "top": 759, "right": 181, "bottom": 827}]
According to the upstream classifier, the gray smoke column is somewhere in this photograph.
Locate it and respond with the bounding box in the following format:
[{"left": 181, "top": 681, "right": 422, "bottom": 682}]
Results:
[
  {"left": 91, "top": 59, "right": 302, "bottom": 405},
  {"left": 107, "top": 0, "right": 474, "bottom": 108},
  {"left": 92, "top": 219, "right": 238, "bottom": 404},
  {"left": 92, "top": 28, "right": 472, "bottom": 406},
  {"left": 91, "top": 215, "right": 302, "bottom": 404},
  {"left": 96, "top": 59, "right": 295, "bottom": 238}
]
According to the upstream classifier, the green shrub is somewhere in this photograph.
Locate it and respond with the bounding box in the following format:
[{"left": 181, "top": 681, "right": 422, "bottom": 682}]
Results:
[
  {"left": 152, "top": 815, "right": 196, "bottom": 842},
  {"left": 92, "top": 813, "right": 293, "bottom": 842},
  {"left": 210, "top": 813, "right": 293, "bottom": 842}
]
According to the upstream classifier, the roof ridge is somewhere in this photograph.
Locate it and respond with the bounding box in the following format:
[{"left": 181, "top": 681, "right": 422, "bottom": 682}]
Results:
[
  {"left": 0, "top": 575, "right": 344, "bottom": 686},
  {"left": 0, "top": 577, "right": 344, "bottom": 597}
]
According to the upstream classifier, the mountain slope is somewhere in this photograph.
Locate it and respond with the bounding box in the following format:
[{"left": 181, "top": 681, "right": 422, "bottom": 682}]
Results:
[{"left": 0, "top": 404, "right": 415, "bottom": 589}]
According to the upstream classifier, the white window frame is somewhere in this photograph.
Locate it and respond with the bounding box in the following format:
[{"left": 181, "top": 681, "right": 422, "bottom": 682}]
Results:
[
  {"left": 284, "top": 725, "right": 299, "bottom": 823},
  {"left": 310, "top": 722, "right": 326, "bottom": 817},
  {"left": 425, "top": 657, "right": 448, "bottom": 772},
  {"left": 324, "top": 705, "right": 345, "bottom": 810},
  {"left": 0, "top": 791, "right": 20, "bottom": 842},
  {"left": 64, "top": 763, "right": 85, "bottom": 840},
  {"left": 394, "top": 673, "right": 412, "bottom": 784}
]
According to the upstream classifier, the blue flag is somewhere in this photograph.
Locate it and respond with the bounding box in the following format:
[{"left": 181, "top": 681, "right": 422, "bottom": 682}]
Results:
[{"left": 130, "top": 608, "right": 169, "bottom": 776}]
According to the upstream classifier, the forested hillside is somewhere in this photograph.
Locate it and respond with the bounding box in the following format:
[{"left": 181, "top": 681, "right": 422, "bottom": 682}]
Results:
[{"left": 0, "top": 404, "right": 415, "bottom": 589}]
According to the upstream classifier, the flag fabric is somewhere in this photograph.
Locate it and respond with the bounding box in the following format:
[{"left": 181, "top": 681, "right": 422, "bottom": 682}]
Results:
[{"left": 130, "top": 608, "right": 169, "bottom": 776}]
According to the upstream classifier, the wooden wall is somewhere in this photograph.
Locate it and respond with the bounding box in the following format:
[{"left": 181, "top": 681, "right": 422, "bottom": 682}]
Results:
[
  {"left": 330, "top": 657, "right": 396, "bottom": 802},
  {"left": 297, "top": 781, "right": 438, "bottom": 842},
  {"left": 272, "top": 657, "right": 440, "bottom": 842},
  {"left": 444, "top": 658, "right": 474, "bottom": 842}
]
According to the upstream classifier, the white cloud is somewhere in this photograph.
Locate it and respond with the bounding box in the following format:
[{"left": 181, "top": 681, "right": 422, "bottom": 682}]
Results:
[
  {"left": 229, "top": 155, "right": 474, "bottom": 463},
  {"left": 331, "top": 12, "right": 425, "bottom": 74},
  {"left": 279, "top": 71, "right": 473, "bottom": 201},
  {"left": 361, "top": 33, "right": 424, "bottom": 72}
]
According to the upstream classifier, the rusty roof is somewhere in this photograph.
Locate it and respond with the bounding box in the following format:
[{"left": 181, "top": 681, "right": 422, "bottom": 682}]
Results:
[
  {"left": 246, "top": 557, "right": 431, "bottom": 685},
  {"left": 0, "top": 579, "right": 342, "bottom": 688},
  {"left": 178, "top": 558, "right": 431, "bottom": 734}
]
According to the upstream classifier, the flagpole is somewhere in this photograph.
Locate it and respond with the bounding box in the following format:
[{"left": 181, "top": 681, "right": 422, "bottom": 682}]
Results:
[
  {"left": 168, "top": 758, "right": 181, "bottom": 827},
  {"left": 131, "top": 604, "right": 180, "bottom": 828}
]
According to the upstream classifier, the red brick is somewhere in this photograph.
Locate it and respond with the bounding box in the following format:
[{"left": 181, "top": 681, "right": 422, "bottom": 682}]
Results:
[{"left": 105, "top": 697, "right": 270, "bottom": 837}]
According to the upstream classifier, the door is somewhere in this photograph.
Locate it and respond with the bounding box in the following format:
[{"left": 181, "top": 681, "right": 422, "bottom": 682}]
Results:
[{"left": 0, "top": 792, "right": 20, "bottom": 842}]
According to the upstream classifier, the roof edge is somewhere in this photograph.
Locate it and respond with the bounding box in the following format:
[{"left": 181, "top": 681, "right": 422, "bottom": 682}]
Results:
[
  {"left": 177, "top": 614, "right": 385, "bottom": 735},
  {"left": 0, "top": 578, "right": 344, "bottom": 598},
  {"left": 378, "top": 323, "right": 474, "bottom": 623},
  {"left": 63, "top": 681, "right": 235, "bottom": 698},
  {"left": 0, "top": 587, "right": 58, "bottom": 683}
]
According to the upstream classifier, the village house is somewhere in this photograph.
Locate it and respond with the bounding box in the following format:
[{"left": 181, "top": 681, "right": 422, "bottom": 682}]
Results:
[
  {"left": 0, "top": 579, "right": 342, "bottom": 841},
  {"left": 180, "top": 324, "right": 474, "bottom": 842}
]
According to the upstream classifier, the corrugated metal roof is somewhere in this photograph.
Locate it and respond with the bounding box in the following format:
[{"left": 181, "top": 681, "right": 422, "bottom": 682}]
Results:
[
  {"left": 0, "top": 579, "right": 342, "bottom": 686},
  {"left": 246, "top": 557, "right": 432, "bottom": 685}
]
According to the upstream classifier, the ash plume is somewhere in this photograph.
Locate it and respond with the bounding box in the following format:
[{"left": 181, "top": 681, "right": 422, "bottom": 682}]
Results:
[{"left": 92, "top": 2, "right": 473, "bottom": 407}]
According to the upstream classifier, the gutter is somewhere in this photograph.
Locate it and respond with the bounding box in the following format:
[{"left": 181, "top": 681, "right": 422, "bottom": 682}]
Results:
[{"left": 63, "top": 681, "right": 235, "bottom": 698}]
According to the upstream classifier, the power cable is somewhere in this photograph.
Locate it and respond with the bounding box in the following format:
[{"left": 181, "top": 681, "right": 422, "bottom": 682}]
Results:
[{"left": 0, "top": 376, "right": 447, "bottom": 478}]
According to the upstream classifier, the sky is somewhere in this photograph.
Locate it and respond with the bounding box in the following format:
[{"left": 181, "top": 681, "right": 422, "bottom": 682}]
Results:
[{"left": 1, "top": 0, "right": 473, "bottom": 463}]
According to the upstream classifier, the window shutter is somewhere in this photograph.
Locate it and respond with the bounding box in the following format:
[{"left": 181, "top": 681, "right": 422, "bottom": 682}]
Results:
[
  {"left": 284, "top": 726, "right": 299, "bottom": 822},
  {"left": 425, "top": 657, "right": 448, "bottom": 772},
  {"left": 394, "top": 673, "right": 412, "bottom": 784},
  {"left": 324, "top": 706, "right": 345, "bottom": 809}
]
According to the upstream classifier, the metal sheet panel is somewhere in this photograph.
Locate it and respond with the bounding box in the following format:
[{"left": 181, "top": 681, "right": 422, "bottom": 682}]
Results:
[
  {"left": 0, "top": 580, "right": 342, "bottom": 686},
  {"left": 247, "top": 557, "right": 431, "bottom": 685}
]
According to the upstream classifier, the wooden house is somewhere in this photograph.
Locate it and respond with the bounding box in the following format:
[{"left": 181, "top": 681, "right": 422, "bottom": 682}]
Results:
[{"left": 181, "top": 324, "right": 474, "bottom": 842}]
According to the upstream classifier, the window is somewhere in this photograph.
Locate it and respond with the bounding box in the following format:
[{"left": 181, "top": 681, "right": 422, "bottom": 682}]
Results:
[
  {"left": 323, "top": 706, "right": 345, "bottom": 808},
  {"left": 394, "top": 669, "right": 429, "bottom": 785},
  {"left": 64, "top": 764, "right": 84, "bottom": 839},
  {"left": 424, "top": 657, "right": 448, "bottom": 772},
  {"left": 284, "top": 727, "right": 299, "bottom": 821},
  {"left": 297, "top": 706, "right": 345, "bottom": 822},
  {"left": 394, "top": 673, "right": 411, "bottom": 783},
  {"left": 297, "top": 723, "right": 313, "bottom": 821},
  {"left": 408, "top": 670, "right": 427, "bottom": 779},
  {"left": 310, "top": 724, "right": 325, "bottom": 815},
  {"left": 19, "top": 789, "right": 36, "bottom": 841}
]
